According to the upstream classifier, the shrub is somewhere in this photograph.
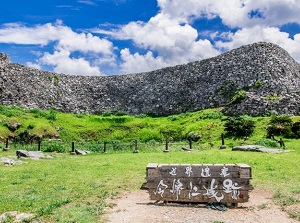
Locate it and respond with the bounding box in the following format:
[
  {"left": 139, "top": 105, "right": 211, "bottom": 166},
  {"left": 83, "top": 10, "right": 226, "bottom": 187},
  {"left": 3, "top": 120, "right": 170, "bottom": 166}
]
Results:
[
  {"left": 110, "top": 140, "right": 125, "bottom": 151},
  {"left": 85, "top": 141, "right": 104, "bottom": 152},
  {"left": 47, "top": 109, "right": 57, "bottom": 121},
  {"left": 224, "top": 115, "right": 255, "bottom": 137},
  {"left": 186, "top": 131, "right": 201, "bottom": 142},
  {"left": 254, "top": 80, "right": 263, "bottom": 88},
  {"left": 291, "top": 121, "right": 300, "bottom": 138},
  {"left": 115, "top": 111, "right": 126, "bottom": 116},
  {"left": 102, "top": 111, "right": 112, "bottom": 117},
  {"left": 43, "top": 141, "right": 67, "bottom": 153},
  {"left": 229, "top": 90, "right": 246, "bottom": 104},
  {"left": 135, "top": 113, "right": 148, "bottom": 118},
  {"left": 167, "top": 115, "right": 180, "bottom": 121},
  {"left": 0, "top": 105, "right": 24, "bottom": 117},
  {"left": 266, "top": 93, "right": 279, "bottom": 101},
  {"left": 199, "top": 110, "right": 223, "bottom": 119},
  {"left": 27, "top": 124, "right": 35, "bottom": 130},
  {"left": 254, "top": 138, "right": 278, "bottom": 148},
  {"left": 159, "top": 125, "right": 184, "bottom": 141},
  {"left": 138, "top": 128, "right": 162, "bottom": 142},
  {"left": 13, "top": 130, "right": 40, "bottom": 144},
  {"left": 266, "top": 115, "right": 293, "bottom": 138}
]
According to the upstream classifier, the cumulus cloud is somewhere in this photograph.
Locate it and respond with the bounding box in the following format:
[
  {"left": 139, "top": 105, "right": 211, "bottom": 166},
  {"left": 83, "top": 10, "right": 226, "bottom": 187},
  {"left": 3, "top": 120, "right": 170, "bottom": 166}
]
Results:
[
  {"left": 41, "top": 50, "right": 102, "bottom": 76},
  {"left": 157, "top": 0, "right": 300, "bottom": 28},
  {"left": 114, "top": 0, "right": 300, "bottom": 73},
  {"left": 214, "top": 25, "right": 300, "bottom": 62},
  {"left": 26, "top": 62, "right": 41, "bottom": 70},
  {"left": 99, "top": 11, "right": 219, "bottom": 73},
  {"left": 120, "top": 48, "right": 168, "bottom": 74},
  {"left": 0, "top": 20, "right": 114, "bottom": 75},
  {"left": 2, "top": 0, "right": 300, "bottom": 75}
]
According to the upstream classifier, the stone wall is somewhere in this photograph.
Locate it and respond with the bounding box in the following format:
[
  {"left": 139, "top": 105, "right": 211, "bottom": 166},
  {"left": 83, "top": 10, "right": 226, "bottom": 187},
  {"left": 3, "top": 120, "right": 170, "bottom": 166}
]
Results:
[{"left": 0, "top": 42, "right": 300, "bottom": 116}]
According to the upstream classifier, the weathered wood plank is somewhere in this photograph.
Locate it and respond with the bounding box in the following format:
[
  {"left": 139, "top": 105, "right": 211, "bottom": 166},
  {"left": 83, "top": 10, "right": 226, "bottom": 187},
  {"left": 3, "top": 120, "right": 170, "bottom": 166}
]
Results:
[{"left": 145, "top": 163, "right": 253, "bottom": 204}]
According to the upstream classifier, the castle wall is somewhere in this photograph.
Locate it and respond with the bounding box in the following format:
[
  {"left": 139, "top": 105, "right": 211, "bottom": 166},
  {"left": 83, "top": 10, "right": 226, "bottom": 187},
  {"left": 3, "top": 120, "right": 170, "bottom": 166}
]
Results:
[{"left": 0, "top": 42, "right": 300, "bottom": 116}]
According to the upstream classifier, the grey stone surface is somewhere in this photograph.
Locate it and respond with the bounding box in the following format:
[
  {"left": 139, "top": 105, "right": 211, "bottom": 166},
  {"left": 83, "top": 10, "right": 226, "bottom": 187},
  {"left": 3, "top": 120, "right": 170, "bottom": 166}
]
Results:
[
  {"left": 16, "top": 150, "right": 53, "bottom": 159},
  {"left": 0, "top": 42, "right": 300, "bottom": 116},
  {"left": 1, "top": 157, "right": 14, "bottom": 165},
  {"left": 0, "top": 211, "right": 35, "bottom": 222},
  {"left": 75, "top": 149, "right": 90, "bottom": 155},
  {"left": 232, "top": 145, "right": 291, "bottom": 153}
]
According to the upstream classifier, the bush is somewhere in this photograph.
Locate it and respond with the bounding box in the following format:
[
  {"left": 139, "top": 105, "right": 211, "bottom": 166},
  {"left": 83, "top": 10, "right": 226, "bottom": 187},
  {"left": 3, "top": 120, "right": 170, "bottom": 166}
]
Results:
[
  {"left": 199, "top": 110, "right": 223, "bottom": 119},
  {"left": 85, "top": 141, "right": 104, "bottom": 152},
  {"left": 291, "top": 121, "right": 300, "bottom": 138},
  {"left": 115, "top": 111, "right": 127, "bottom": 116},
  {"left": 138, "top": 128, "right": 162, "bottom": 142},
  {"left": 186, "top": 131, "right": 201, "bottom": 142},
  {"left": 0, "top": 105, "right": 25, "bottom": 117},
  {"left": 43, "top": 141, "right": 67, "bottom": 153},
  {"left": 254, "top": 80, "right": 263, "bottom": 88},
  {"left": 254, "top": 138, "right": 278, "bottom": 148},
  {"left": 102, "top": 111, "right": 112, "bottom": 117},
  {"left": 13, "top": 130, "right": 41, "bottom": 144},
  {"left": 159, "top": 125, "right": 184, "bottom": 141},
  {"left": 47, "top": 109, "right": 57, "bottom": 121},
  {"left": 266, "top": 115, "right": 293, "bottom": 138},
  {"left": 229, "top": 90, "right": 246, "bottom": 104},
  {"left": 110, "top": 140, "right": 125, "bottom": 151},
  {"left": 224, "top": 115, "right": 255, "bottom": 137}
]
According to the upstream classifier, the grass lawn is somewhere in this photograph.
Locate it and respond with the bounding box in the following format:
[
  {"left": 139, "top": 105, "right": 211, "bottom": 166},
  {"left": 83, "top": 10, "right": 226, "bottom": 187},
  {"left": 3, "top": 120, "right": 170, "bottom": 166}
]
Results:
[{"left": 1, "top": 146, "right": 300, "bottom": 222}]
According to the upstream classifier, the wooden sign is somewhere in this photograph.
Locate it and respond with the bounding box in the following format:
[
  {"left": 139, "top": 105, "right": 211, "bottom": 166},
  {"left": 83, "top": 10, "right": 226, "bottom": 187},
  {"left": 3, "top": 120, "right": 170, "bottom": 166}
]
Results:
[{"left": 145, "top": 163, "right": 253, "bottom": 204}]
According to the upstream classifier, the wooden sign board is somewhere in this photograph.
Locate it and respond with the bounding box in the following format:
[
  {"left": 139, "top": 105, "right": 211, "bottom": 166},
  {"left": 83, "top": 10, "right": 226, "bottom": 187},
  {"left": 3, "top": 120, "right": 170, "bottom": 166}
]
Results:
[{"left": 145, "top": 163, "right": 253, "bottom": 204}]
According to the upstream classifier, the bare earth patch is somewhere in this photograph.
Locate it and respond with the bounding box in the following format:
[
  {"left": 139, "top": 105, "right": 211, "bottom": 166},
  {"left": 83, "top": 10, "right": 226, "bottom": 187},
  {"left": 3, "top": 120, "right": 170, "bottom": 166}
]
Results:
[{"left": 106, "top": 189, "right": 298, "bottom": 223}]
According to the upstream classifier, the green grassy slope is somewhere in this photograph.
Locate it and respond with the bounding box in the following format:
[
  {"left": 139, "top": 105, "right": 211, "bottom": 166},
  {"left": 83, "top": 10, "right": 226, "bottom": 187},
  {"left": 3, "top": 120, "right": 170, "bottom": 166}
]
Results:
[{"left": 0, "top": 105, "right": 299, "bottom": 222}]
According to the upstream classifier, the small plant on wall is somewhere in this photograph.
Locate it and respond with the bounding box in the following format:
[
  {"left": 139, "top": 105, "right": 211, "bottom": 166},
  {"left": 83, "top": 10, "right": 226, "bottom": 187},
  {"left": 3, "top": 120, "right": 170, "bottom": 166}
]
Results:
[
  {"left": 254, "top": 80, "right": 263, "bottom": 88},
  {"left": 229, "top": 90, "right": 246, "bottom": 105}
]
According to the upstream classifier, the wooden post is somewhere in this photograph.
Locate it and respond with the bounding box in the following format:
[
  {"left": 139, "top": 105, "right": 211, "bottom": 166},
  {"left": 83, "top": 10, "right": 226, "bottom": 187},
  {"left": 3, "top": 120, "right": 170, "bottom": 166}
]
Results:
[
  {"left": 3, "top": 138, "right": 9, "bottom": 151},
  {"left": 104, "top": 142, "right": 107, "bottom": 153},
  {"left": 133, "top": 140, "right": 139, "bottom": 153},
  {"left": 279, "top": 138, "right": 285, "bottom": 148},
  {"left": 38, "top": 141, "right": 41, "bottom": 151},
  {"left": 189, "top": 138, "right": 192, "bottom": 150},
  {"left": 220, "top": 133, "right": 227, "bottom": 149},
  {"left": 70, "top": 141, "right": 76, "bottom": 155},
  {"left": 163, "top": 138, "right": 169, "bottom": 152}
]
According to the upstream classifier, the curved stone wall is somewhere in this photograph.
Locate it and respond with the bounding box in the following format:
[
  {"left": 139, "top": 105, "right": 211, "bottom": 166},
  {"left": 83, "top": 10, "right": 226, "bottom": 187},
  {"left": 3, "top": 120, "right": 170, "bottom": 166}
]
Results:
[{"left": 0, "top": 42, "right": 300, "bottom": 116}]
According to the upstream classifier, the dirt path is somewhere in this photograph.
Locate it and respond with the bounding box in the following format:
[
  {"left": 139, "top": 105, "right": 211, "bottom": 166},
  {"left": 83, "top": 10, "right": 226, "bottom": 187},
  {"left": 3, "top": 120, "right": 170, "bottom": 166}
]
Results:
[{"left": 106, "top": 189, "right": 298, "bottom": 223}]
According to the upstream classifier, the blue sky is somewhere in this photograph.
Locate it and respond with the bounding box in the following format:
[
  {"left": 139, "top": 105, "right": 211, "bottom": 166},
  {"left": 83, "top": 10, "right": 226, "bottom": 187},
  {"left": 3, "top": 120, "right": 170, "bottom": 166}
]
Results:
[{"left": 1, "top": 0, "right": 300, "bottom": 76}]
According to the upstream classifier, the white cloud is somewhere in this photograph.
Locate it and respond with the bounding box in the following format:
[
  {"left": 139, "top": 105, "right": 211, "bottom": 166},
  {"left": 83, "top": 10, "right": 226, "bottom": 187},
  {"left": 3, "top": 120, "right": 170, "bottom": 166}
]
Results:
[
  {"left": 2, "top": 0, "right": 300, "bottom": 75},
  {"left": 0, "top": 20, "right": 114, "bottom": 75},
  {"left": 56, "top": 32, "right": 113, "bottom": 54},
  {"left": 0, "top": 21, "right": 113, "bottom": 54},
  {"left": 107, "top": 12, "right": 219, "bottom": 73},
  {"left": 214, "top": 25, "right": 300, "bottom": 62},
  {"left": 41, "top": 50, "right": 102, "bottom": 76},
  {"left": 120, "top": 48, "right": 168, "bottom": 74},
  {"left": 26, "top": 62, "right": 41, "bottom": 70},
  {"left": 0, "top": 22, "right": 62, "bottom": 45},
  {"left": 157, "top": 0, "right": 300, "bottom": 28}
]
